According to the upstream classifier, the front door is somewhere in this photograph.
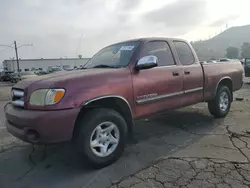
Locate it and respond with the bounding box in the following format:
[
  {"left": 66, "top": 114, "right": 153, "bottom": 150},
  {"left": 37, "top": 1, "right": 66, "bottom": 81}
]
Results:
[
  {"left": 131, "top": 41, "right": 184, "bottom": 118},
  {"left": 173, "top": 41, "right": 203, "bottom": 105}
]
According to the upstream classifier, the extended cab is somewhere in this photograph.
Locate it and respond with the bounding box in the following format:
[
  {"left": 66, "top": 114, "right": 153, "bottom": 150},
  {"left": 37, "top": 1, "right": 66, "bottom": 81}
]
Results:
[{"left": 4, "top": 38, "right": 243, "bottom": 168}]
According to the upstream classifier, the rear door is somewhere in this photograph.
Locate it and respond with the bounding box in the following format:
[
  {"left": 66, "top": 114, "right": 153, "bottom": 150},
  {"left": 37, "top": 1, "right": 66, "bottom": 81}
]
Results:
[
  {"left": 132, "top": 40, "right": 184, "bottom": 117},
  {"left": 173, "top": 41, "right": 203, "bottom": 105}
]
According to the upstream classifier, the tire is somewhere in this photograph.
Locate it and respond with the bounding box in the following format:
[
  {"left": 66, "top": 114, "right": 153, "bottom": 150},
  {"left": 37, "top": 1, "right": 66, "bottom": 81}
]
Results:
[
  {"left": 208, "top": 85, "right": 232, "bottom": 118},
  {"left": 74, "top": 108, "right": 127, "bottom": 168}
]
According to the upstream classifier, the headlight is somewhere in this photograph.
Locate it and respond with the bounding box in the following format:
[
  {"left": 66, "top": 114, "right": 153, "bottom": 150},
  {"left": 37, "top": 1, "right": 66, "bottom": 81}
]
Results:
[{"left": 29, "top": 89, "right": 65, "bottom": 105}]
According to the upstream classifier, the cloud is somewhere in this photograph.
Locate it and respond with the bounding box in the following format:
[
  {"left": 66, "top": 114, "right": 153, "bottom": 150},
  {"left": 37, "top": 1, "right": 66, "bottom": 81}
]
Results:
[
  {"left": 143, "top": 0, "right": 207, "bottom": 36},
  {"left": 0, "top": 0, "right": 145, "bottom": 59},
  {"left": 0, "top": 0, "right": 211, "bottom": 62},
  {"left": 117, "top": 0, "right": 142, "bottom": 11},
  {"left": 209, "top": 15, "right": 240, "bottom": 27}
]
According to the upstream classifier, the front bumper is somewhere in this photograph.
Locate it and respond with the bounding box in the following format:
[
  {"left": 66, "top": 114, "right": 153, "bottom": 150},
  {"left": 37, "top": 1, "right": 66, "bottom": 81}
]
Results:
[{"left": 4, "top": 103, "right": 80, "bottom": 144}]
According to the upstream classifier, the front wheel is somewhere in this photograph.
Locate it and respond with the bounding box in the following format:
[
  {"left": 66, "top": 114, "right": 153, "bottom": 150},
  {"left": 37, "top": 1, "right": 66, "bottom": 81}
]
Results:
[
  {"left": 74, "top": 108, "right": 127, "bottom": 168},
  {"left": 208, "top": 85, "right": 232, "bottom": 118}
]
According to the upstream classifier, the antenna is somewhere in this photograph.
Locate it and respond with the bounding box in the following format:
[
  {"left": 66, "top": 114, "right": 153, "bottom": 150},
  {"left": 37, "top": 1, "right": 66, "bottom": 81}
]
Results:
[
  {"left": 75, "top": 34, "right": 83, "bottom": 66},
  {"left": 76, "top": 34, "right": 83, "bottom": 57}
]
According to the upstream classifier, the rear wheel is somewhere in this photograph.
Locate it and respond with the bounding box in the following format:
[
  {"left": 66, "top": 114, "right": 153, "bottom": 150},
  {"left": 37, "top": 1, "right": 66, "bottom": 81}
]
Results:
[
  {"left": 208, "top": 85, "right": 232, "bottom": 118},
  {"left": 74, "top": 108, "right": 127, "bottom": 168}
]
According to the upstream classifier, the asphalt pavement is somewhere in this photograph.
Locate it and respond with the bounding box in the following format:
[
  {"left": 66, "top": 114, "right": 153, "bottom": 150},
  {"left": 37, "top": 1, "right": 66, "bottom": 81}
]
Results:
[
  {"left": 0, "top": 81, "right": 250, "bottom": 188},
  {"left": 0, "top": 101, "right": 7, "bottom": 129},
  {"left": 0, "top": 82, "right": 12, "bottom": 128}
]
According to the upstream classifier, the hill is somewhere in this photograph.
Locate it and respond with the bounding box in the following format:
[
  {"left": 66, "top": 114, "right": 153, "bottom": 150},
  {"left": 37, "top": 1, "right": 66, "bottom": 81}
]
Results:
[{"left": 192, "top": 25, "right": 250, "bottom": 61}]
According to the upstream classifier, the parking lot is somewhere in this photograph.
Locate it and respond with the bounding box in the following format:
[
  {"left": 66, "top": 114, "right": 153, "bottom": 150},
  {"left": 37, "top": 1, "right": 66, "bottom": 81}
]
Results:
[{"left": 1, "top": 79, "right": 250, "bottom": 188}]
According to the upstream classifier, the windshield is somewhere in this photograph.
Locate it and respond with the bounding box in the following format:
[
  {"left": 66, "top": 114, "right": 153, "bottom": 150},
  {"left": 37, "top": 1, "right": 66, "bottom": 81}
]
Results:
[
  {"left": 52, "top": 67, "right": 62, "bottom": 71},
  {"left": 48, "top": 67, "right": 63, "bottom": 72},
  {"left": 21, "top": 71, "right": 35, "bottom": 76},
  {"left": 84, "top": 41, "right": 140, "bottom": 68}
]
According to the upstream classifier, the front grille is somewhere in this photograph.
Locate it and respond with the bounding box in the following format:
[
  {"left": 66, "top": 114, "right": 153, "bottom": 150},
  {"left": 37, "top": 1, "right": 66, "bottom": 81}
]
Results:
[{"left": 11, "top": 89, "right": 24, "bottom": 107}]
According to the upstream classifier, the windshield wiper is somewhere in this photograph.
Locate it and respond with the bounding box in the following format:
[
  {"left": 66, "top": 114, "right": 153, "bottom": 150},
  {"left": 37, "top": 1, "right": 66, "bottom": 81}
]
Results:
[{"left": 92, "top": 64, "right": 119, "bottom": 68}]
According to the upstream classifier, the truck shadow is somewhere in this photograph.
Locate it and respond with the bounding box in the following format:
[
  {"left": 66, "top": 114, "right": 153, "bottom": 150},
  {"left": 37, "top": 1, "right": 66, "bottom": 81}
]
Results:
[
  {"left": 133, "top": 106, "right": 221, "bottom": 140},
  {"left": 1, "top": 106, "right": 222, "bottom": 188}
]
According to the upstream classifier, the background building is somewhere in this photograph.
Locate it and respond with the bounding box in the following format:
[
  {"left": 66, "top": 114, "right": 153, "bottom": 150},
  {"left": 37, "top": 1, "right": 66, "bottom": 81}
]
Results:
[{"left": 2, "top": 58, "right": 90, "bottom": 72}]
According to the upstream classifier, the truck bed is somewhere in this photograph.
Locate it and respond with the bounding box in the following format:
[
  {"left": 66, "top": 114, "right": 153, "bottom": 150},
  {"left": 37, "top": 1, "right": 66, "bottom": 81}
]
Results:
[{"left": 202, "top": 60, "right": 243, "bottom": 101}]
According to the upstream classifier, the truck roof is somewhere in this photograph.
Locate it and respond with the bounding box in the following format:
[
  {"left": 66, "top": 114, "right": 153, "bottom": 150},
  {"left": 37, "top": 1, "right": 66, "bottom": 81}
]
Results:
[{"left": 111, "top": 37, "right": 189, "bottom": 45}]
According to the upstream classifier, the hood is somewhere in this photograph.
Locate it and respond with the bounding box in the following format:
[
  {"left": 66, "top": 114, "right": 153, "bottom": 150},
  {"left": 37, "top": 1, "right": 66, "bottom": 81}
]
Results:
[{"left": 13, "top": 69, "right": 118, "bottom": 90}]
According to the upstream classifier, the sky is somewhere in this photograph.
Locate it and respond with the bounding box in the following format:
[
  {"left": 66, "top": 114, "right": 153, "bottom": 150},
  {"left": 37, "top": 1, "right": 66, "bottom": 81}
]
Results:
[{"left": 0, "top": 0, "right": 250, "bottom": 63}]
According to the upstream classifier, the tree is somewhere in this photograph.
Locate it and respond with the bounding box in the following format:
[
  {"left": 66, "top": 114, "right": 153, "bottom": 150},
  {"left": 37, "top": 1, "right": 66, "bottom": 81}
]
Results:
[
  {"left": 78, "top": 54, "right": 82, "bottom": 59},
  {"left": 241, "top": 42, "right": 250, "bottom": 58},
  {"left": 226, "top": 47, "right": 239, "bottom": 59}
]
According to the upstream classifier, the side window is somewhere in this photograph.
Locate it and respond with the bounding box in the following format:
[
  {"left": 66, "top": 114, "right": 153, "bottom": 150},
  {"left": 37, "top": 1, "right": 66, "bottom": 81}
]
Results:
[
  {"left": 174, "top": 41, "right": 195, "bottom": 65},
  {"left": 140, "top": 41, "right": 175, "bottom": 66}
]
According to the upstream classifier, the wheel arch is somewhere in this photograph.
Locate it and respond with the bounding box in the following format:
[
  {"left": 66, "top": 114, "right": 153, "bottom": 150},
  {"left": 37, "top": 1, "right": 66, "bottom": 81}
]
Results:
[
  {"left": 73, "top": 95, "right": 134, "bottom": 138},
  {"left": 214, "top": 77, "right": 233, "bottom": 101}
]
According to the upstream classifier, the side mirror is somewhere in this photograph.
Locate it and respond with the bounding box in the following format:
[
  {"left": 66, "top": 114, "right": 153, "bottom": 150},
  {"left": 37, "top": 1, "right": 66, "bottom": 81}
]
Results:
[{"left": 136, "top": 55, "right": 158, "bottom": 70}]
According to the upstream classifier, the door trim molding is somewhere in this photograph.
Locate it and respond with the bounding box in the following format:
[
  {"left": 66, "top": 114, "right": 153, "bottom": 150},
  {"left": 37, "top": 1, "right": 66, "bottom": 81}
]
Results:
[
  {"left": 136, "top": 91, "right": 184, "bottom": 104},
  {"left": 184, "top": 87, "right": 203, "bottom": 94},
  {"left": 136, "top": 87, "right": 203, "bottom": 105}
]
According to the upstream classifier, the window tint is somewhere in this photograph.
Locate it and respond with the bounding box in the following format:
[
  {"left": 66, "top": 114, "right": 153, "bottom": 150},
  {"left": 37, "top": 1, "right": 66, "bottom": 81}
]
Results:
[
  {"left": 174, "top": 41, "right": 195, "bottom": 65},
  {"left": 140, "top": 41, "right": 175, "bottom": 66}
]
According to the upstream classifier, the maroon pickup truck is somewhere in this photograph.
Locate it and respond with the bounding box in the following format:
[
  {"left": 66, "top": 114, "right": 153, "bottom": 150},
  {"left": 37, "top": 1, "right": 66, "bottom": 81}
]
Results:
[{"left": 5, "top": 38, "right": 243, "bottom": 168}]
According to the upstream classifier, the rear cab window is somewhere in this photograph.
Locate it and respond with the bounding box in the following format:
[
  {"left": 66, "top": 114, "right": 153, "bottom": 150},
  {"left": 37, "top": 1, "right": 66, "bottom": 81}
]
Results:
[
  {"left": 174, "top": 41, "right": 195, "bottom": 66},
  {"left": 139, "top": 41, "right": 175, "bottom": 67}
]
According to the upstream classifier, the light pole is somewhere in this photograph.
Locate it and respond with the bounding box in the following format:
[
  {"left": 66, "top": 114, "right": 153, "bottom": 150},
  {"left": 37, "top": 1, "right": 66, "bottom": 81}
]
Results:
[
  {"left": 0, "top": 42, "right": 33, "bottom": 74},
  {"left": 14, "top": 41, "right": 20, "bottom": 73}
]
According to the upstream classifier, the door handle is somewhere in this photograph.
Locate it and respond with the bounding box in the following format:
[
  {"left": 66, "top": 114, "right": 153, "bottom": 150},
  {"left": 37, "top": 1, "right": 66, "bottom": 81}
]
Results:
[
  {"left": 172, "top": 72, "right": 179, "bottom": 76},
  {"left": 184, "top": 71, "right": 190, "bottom": 75}
]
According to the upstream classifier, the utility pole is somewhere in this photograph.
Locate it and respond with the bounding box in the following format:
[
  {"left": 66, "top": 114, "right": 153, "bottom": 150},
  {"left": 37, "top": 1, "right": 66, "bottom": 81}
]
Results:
[
  {"left": 14, "top": 41, "right": 20, "bottom": 74},
  {"left": 1, "top": 42, "right": 32, "bottom": 73}
]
